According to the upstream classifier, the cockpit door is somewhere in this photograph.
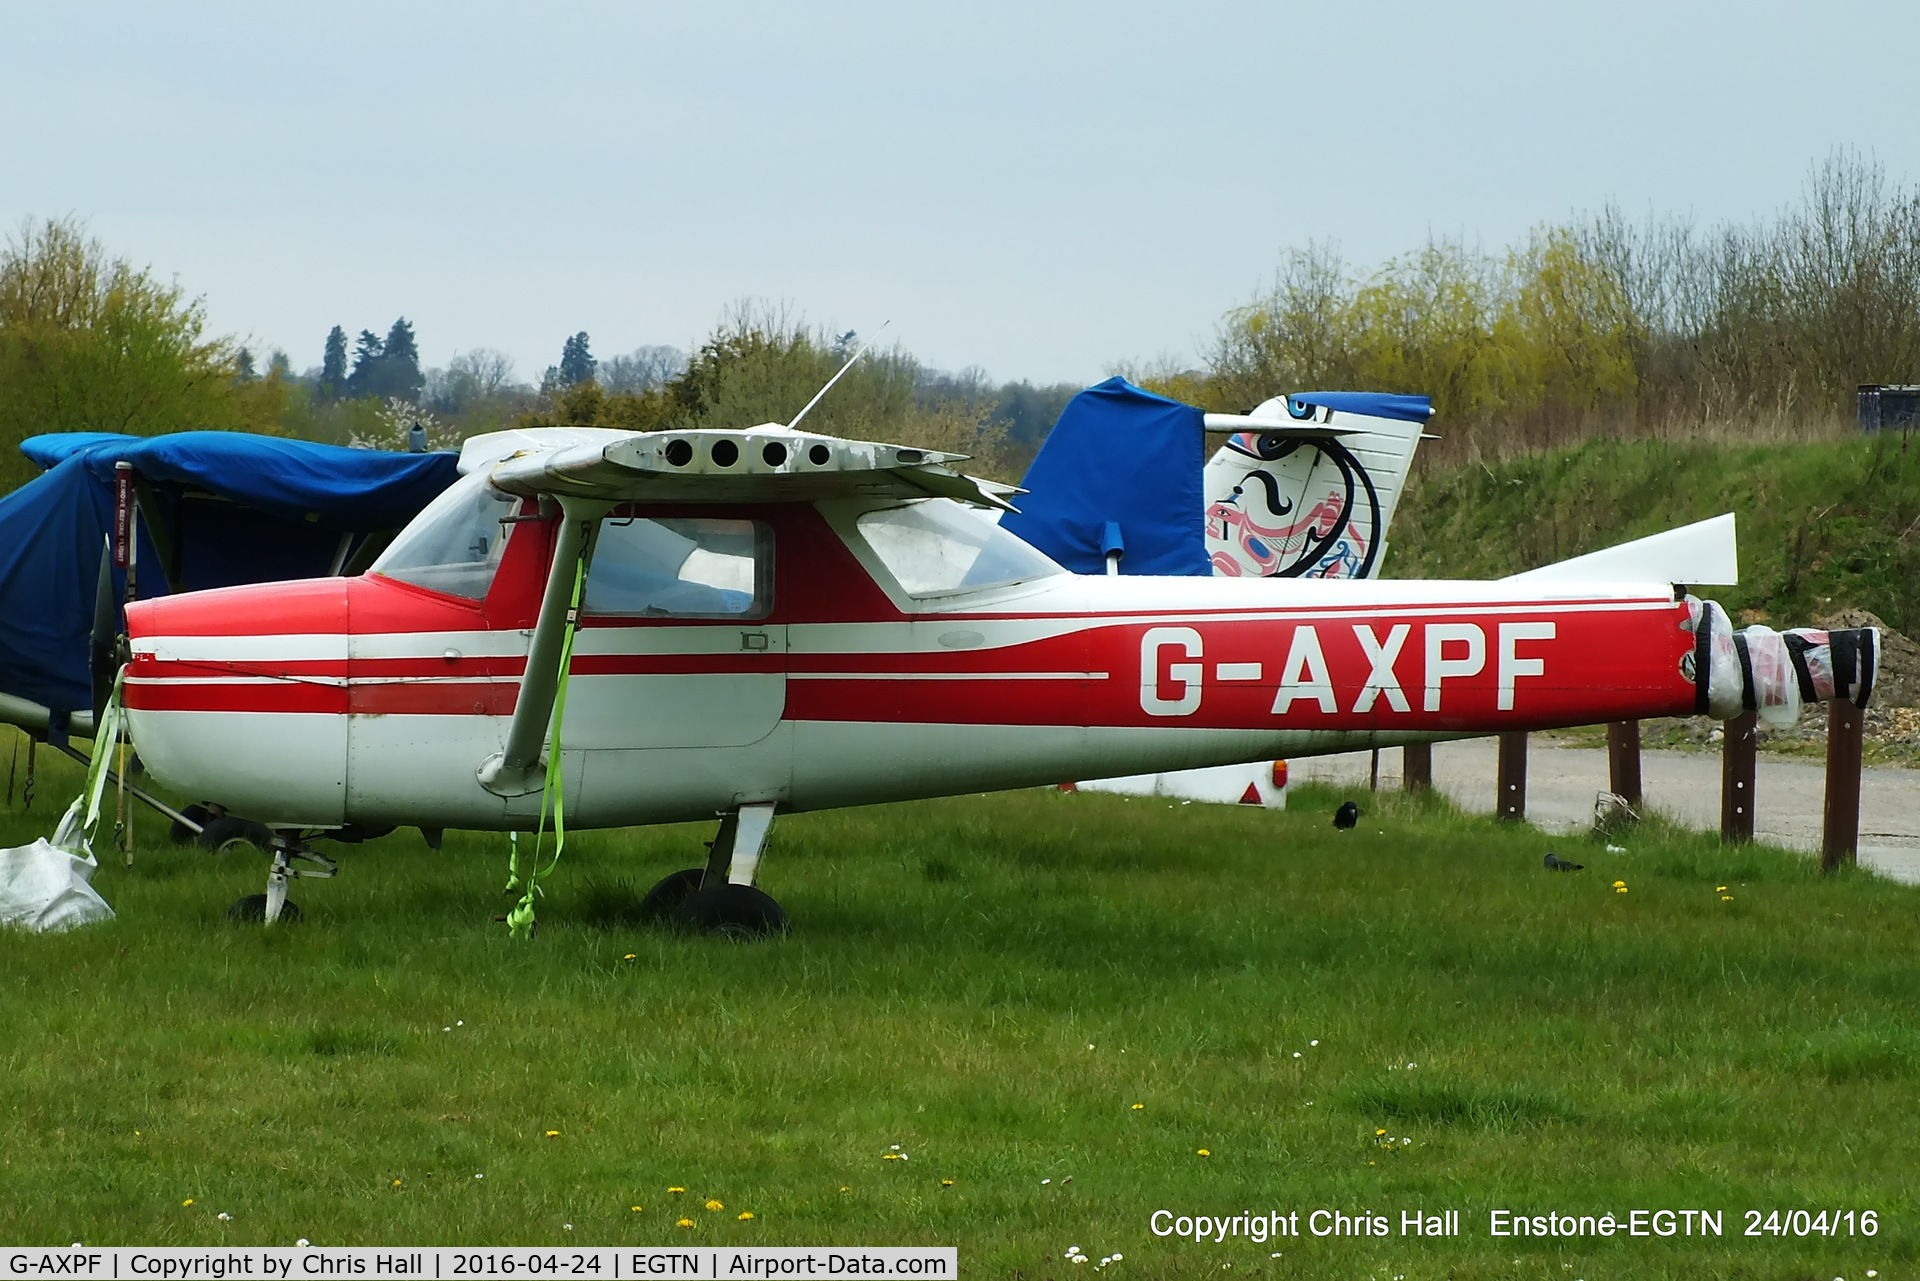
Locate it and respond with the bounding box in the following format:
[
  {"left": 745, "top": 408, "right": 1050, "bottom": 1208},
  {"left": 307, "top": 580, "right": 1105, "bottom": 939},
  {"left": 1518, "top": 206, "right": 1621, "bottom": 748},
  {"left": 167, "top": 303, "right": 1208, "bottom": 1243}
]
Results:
[{"left": 561, "top": 513, "right": 785, "bottom": 751}]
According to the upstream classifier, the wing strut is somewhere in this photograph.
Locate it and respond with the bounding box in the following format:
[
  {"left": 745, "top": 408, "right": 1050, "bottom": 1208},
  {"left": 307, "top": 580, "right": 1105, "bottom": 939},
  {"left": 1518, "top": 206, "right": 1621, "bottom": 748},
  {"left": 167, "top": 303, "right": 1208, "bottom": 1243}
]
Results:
[{"left": 478, "top": 496, "right": 612, "bottom": 797}]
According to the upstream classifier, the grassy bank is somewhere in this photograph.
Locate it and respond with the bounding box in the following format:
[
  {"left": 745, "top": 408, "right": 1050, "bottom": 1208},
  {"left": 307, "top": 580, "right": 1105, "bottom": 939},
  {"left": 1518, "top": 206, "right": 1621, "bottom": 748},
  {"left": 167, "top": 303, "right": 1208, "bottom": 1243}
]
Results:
[
  {"left": 1, "top": 750, "right": 1915, "bottom": 1278},
  {"left": 1390, "top": 432, "right": 1920, "bottom": 632}
]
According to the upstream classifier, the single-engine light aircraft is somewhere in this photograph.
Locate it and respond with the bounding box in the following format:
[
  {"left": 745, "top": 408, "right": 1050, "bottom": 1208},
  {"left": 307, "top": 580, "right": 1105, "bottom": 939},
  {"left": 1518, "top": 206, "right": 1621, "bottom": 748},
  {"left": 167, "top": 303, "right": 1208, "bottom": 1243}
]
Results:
[{"left": 117, "top": 417, "right": 1879, "bottom": 933}]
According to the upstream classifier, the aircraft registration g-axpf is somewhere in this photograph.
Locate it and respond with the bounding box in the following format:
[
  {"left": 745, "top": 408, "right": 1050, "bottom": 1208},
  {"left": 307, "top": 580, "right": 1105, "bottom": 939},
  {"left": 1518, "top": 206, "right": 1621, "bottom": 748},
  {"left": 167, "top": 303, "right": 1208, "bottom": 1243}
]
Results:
[{"left": 118, "top": 418, "right": 1878, "bottom": 933}]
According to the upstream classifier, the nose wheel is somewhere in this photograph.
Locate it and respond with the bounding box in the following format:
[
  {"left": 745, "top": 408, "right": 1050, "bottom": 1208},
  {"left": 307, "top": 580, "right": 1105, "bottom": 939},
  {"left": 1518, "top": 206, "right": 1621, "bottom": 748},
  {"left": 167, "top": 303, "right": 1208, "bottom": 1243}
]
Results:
[{"left": 227, "top": 836, "right": 336, "bottom": 925}]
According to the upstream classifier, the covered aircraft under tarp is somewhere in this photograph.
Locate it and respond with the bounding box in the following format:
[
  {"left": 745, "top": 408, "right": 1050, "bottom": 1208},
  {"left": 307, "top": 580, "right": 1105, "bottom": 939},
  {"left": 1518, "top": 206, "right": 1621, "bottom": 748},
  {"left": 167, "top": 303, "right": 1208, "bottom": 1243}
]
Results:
[
  {"left": 0, "top": 432, "right": 459, "bottom": 735},
  {"left": 1000, "top": 378, "right": 1211, "bottom": 577}
]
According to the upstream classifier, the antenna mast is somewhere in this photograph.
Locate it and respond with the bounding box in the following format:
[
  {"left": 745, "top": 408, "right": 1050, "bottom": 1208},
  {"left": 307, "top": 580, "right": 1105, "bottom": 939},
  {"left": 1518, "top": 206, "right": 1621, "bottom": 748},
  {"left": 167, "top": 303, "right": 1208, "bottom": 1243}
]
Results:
[{"left": 786, "top": 320, "right": 892, "bottom": 431}]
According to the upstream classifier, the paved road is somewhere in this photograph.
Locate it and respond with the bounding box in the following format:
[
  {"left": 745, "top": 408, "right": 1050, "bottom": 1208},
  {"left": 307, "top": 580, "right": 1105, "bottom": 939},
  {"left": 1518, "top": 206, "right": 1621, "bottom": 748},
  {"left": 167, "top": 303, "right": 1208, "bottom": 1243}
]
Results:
[{"left": 1289, "top": 738, "right": 1920, "bottom": 885}]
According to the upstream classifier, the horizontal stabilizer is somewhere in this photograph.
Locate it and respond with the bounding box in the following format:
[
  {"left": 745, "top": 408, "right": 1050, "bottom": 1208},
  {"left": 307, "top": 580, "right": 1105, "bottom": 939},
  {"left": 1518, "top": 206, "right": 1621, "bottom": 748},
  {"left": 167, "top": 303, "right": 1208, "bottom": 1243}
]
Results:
[{"left": 1504, "top": 513, "right": 1738, "bottom": 586}]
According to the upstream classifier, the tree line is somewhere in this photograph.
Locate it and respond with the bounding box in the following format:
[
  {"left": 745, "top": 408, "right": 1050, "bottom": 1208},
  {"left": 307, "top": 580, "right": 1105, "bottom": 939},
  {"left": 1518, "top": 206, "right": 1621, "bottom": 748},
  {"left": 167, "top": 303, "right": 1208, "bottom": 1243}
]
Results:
[
  {"left": 8, "top": 152, "right": 1910, "bottom": 492},
  {"left": 1177, "top": 152, "right": 1920, "bottom": 464}
]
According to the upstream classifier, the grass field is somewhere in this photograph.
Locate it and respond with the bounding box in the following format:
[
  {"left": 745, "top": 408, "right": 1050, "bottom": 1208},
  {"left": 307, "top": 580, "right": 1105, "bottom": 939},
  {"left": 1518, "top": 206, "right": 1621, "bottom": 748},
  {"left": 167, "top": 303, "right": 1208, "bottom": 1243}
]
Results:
[{"left": 2, "top": 746, "right": 1917, "bottom": 1279}]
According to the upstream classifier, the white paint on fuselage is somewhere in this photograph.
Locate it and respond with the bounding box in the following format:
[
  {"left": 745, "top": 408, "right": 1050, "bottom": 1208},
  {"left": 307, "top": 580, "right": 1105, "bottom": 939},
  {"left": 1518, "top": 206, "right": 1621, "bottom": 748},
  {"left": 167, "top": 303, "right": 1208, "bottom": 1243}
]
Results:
[{"left": 125, "top": 549, "right": 1681, "bottom": 830}]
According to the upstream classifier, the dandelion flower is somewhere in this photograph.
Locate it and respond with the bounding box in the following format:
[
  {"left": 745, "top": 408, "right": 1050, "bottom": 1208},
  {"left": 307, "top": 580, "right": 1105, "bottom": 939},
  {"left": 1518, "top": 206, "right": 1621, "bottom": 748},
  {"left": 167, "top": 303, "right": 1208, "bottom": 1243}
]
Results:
[
  {"left": 882, "top": 1153, "right": 901, "bottom": 1161},
  {"left": 1197, "top": 1148, "right": 1211, "bottom": 1157},
  {"left": 1721, "top": 895, "right": 1733, "bottom": 901},
  {"left": 941, "top": 1179, "right": 954, "bottom": 1187},
  {"left": 546, "top": 1130, "right": 559, "bottom": 1138},
  {"left": 631, "top": 1207, "right": 643, "bottom": 1213},
  {"left": 669, "top": 1187, "right": 685, "bottom": 1194},
  {"left": 1377, "top": 1129, "right": 1387, "bottom": 1136},
  {"left": 1716, "top": 886, "right": 1727, "bottom": 892},
  {"left": 182, "top": 1199, "right": 194, "bottom": 1207},
  {"left": 1131, "top": 1103, "right": 1144, "bottom": 1110},
  {"left": 738, "top": 1212, "right": 754, "bottom": 1221},
  {"left": 1613, "top": 880, "right": 1626, "bottom": 887},
  {"left": 676, "top": 1218, "right": 694, "bottom": 1229},
  {"left": 622, "top": 954, "right": 636, "bottom": 961},
  {"left": 1616, "top": 886, "right": 1629, "bottom": 894},
  {"left": 392, "top": 1179, "right": 402, "bottom": 1187},
  {"left": 839, "top": 1187, "right": 851, "bottom": 1193},
  {"left": 706, "top": 1199, "right": 725, "bottom": 1211}
]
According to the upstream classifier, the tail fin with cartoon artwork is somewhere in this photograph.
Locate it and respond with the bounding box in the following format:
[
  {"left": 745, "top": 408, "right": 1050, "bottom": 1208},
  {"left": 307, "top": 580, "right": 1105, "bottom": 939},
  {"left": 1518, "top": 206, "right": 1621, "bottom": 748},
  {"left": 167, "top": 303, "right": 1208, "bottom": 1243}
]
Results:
[{"left": 1202, "top": 391, "right": 1433, "bottom": 580}]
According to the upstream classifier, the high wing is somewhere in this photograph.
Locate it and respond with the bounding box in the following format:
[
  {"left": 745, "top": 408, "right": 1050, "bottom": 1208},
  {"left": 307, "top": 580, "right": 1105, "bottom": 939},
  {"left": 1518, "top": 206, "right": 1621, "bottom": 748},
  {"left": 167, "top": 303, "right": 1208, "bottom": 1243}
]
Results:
[{"left": 479, "top": 424, "right": 1018, "bottom": 511}]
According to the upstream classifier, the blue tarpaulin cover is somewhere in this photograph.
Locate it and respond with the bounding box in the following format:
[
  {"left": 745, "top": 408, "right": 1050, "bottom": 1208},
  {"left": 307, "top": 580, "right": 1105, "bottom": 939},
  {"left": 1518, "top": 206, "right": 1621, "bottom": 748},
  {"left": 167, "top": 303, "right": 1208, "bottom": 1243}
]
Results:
[
  {"left": 0, "top": 432, "right": 459, "bottom": 718},
  {"left": 1002, "top": 378, "right": 1210, "bottom": 577}
]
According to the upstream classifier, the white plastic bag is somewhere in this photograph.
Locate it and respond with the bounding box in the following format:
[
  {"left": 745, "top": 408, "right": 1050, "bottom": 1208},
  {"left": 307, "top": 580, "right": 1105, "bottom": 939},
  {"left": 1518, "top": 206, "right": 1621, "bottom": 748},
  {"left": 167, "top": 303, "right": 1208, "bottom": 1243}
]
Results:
[
  {"left": 2, "top": 679, "right": 124, "bottom": 932},
  {"left": 0, "top": 839, "right": 114, "bottom": 932}
]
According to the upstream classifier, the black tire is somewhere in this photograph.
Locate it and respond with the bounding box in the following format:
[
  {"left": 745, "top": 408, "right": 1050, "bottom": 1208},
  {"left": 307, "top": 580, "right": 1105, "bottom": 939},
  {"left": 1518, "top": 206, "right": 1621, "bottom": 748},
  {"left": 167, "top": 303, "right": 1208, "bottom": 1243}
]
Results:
[
  {"left": 170, "top": 804, "right": 212, "bottom": 845},
  {"left": 226, "top": 893, "right": 303, "bottom": 924},
  {"left": 198, "top": 815, "right": 274, "bottom": 854},
  {"left": 637, "top": 868, "right": 707, "bottom": 924},
  {"left": 673, "top": 882, "right": 789, "bottom": 940}
]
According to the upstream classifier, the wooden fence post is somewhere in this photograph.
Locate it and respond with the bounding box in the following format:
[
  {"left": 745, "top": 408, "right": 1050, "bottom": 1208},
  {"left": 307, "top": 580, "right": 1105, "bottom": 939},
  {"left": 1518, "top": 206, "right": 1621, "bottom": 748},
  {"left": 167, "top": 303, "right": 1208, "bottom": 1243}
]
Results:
[
  {"left": 1496, "top": 732, "right": 1528, "bottom": 822},
  {"left": 1607, "top": 720, "right": 1642, "bottom": 808},
  {"left": 1822, "top": 699, "right": 1864, "bottom": 871},
  {"left": 1720, "top": 710, "right": 1757, "bottom": 844},
  {"left": 1403, "top": 742, "right": 1432, "bottom": 793}
]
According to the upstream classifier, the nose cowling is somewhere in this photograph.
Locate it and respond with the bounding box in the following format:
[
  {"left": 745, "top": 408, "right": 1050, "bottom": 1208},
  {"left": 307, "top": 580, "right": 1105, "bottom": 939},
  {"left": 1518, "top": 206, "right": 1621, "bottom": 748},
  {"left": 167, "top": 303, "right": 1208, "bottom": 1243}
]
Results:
[{"left": 123, "top": 578, "right": 352, "bottom": 826}]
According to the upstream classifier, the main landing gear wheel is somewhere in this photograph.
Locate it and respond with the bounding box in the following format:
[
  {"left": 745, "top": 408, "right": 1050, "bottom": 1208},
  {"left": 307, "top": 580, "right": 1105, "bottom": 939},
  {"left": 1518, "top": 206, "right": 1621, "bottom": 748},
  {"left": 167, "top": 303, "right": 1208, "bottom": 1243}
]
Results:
[
  {"left": 198, "top": 816, "right": 275, "bottom": 854},
  {"left": 674, "top": 883, "right": 789, "bottom": 940},
  {"left": 637, "top": 868, "right": 706, "bottom": 923},
  {"left": 227, "top": 893, "right": 304, "bottom": 924}
]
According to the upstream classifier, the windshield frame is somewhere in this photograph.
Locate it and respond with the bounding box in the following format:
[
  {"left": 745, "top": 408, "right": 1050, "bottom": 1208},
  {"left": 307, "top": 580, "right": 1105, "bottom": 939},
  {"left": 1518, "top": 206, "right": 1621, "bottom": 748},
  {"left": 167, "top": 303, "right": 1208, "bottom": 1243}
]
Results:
[
  {"left": 819, "top": 496, "right": 1068, "bottom": 610},
  {"left": 367, "top": 468, "right": 520, "bottom": 602}
]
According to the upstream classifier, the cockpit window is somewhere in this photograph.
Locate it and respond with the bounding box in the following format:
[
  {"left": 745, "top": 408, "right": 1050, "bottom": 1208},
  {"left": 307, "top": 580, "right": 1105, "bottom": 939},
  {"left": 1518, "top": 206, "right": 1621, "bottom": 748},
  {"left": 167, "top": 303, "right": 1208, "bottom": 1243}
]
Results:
[
  {"left": 370, "top": 470, "right": 520, "bottom": 600},
  {"left": 585, "top": 515, "right": 770, "bottom": 618},
  {"left": 854, "top": 499, "right": 1064, "bottom": 597}
]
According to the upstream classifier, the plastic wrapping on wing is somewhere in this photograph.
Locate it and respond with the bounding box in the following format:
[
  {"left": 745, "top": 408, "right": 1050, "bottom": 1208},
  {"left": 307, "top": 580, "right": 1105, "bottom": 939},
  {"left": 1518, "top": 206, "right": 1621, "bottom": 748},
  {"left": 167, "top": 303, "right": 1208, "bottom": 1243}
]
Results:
[
  {"left": 1702, "top": 601, "right": 1745, "bottom": 721},
  {"left": 1740, "top": 625, "right": 1803, "bottom": 728}
]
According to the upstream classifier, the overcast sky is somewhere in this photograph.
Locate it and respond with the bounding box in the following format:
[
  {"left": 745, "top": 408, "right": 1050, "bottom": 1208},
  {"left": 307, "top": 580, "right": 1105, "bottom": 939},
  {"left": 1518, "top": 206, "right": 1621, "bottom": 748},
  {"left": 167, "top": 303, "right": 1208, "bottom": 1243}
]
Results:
[{"left": 5, "top": 1, "right": 1918, "bottom": 387}]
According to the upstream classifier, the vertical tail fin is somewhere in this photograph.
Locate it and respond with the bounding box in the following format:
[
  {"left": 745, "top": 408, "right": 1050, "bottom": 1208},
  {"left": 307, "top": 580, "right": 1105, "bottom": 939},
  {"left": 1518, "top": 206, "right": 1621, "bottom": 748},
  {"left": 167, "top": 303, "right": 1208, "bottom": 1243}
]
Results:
[{"left": 1203, "top": 392, "right": 1432, "bottom": 579}]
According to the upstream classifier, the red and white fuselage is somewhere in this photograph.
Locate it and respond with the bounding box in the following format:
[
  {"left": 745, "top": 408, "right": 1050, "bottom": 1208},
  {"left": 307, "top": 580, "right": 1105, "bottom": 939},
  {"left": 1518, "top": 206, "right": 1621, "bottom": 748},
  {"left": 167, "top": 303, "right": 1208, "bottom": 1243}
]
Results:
[{"left": 123, "top": 494, "right": 1698, "bottom": 832}]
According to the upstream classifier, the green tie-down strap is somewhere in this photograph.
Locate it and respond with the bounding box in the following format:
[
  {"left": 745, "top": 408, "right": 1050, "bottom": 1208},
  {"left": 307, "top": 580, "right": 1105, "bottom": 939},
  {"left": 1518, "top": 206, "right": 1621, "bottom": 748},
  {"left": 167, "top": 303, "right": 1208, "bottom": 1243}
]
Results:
[
  {"left": 53, "top": 670, "right": 125, "bottom": 856},
  {"left": 506, "top": 552, "right": 587, "bottom": 940}
]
